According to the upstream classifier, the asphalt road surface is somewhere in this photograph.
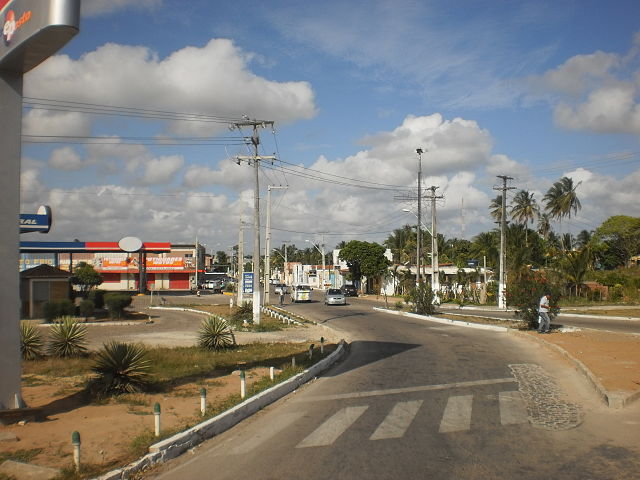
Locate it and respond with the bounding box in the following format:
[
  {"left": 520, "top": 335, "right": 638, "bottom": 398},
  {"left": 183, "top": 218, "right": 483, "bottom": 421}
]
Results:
[
  {"left": 436, "top": 304, "right": 640, "bottom": 334},
  {"left": 151, "top": 291, "right": 640, "bottom": 480}
]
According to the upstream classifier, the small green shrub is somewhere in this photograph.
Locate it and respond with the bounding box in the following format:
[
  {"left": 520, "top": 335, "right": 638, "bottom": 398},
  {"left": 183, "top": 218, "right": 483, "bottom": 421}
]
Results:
[
  {"left": 198, "top": 317, "right": 236, "bottom": 351},
  {"left": 231, "top": 301, "right": 253, "bottom": 325},
  {"left": 394, "top": 301, "right": 404, "bottom": 310},
  {"left": 505, "top": 270, "right": 562, "bottom": 329},
  {"left": 405, "top": 284, "right": 435, "bottom": 315},
  {"left": 88, "top": 289, "right": 107, "bottom": 309},
  {"left": 20, "top": 322, "right": 44, "bottom": 360},
  {"left": 79, "top": 299, "right": 95, "bottom": 320},
  {"left": 104, "top": 293, "right": 133, "bottom": 319},
  {"left": 90, "top": 341, "right": 151, "bottom": 396},
  {"left": 48, "top": 316, "right": 88, "bottom": 357},
  {"left": 42, "top": 299, "right": 75, "bottom": 322}
]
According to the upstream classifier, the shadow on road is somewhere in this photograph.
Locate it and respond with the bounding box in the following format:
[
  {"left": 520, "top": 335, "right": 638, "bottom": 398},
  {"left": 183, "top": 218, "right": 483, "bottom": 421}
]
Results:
[{"left": 323, "top": 340, "right": 421, "bottom": 377}]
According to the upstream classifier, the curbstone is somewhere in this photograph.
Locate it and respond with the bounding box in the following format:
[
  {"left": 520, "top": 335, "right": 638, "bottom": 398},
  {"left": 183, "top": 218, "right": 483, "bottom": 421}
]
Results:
[{"left": 91, "top": 339, "right": 348, "bottom": 479}]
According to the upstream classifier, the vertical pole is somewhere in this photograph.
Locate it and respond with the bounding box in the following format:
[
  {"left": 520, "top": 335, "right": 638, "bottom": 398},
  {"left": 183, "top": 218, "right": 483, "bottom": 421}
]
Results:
[
  {"left": 0, "top": 72, "right": 23, "bottom": 410},
  {"left": 264, "top": 187, "right": 272, "bottom": 305},
  {"left": 416, "top": 149, "right": 422, "bottom": 285},
  {"left": 321, "top": 234, "right": 326, "bottom": 290},
  {"left": 200, "top": 388, "right": 206, "bottom": 416},
  {"left": 495, "top": 175, "right": 513, "bottom": 310},
  {"left": 251, "top": 126, "right": 262, "bottom": 324},
  {"left": 430, "top": 186, "right": 440, "bottom": 294},
  {"left": 153, "top": 403, "right": 161, "bottom": 436},
  {"left": 237, "top": 219, "right": 244, "bottom": 307},
  {"left": 195, "top": 236, "right": 198, "bottom": 292},
  {"left": 72, "top": 431, "right": 81, "bottom": 472}
]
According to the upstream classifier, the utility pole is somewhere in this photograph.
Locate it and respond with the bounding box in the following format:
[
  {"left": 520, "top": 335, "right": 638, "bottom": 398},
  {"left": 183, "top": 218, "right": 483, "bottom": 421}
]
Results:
[
  {"left": 233, "top": 119, "right": 276, "bottom": 324},
  {"left": 237, "top": 219, "right": 245, "bottom": 308},
  {"left": 395, "top": 149, "right": 427, "bottom": 285},
  {"left": 264, "top": 185, "right": 287, "bottom": 305},
  {"left": 494, "top": 175, "right": 514, "bottom": 310},
  {"left": 427, "top": 186, "right": 444, "bottom": 294}
]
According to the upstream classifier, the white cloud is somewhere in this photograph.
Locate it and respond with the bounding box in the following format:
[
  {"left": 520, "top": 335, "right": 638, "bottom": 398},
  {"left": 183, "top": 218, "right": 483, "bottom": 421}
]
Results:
[
  {"left": 139, "top": 155, "right": 184, "bottom": 186},
  {"left": 49, "top": 147, "right": 85, "bottom": 171},
  {"left": 22, "top": 109, "right": 90, "bottom": 138},
  {"left": 81, "top": 0, "right": 161, "bottom": 17},
  {"left": 24, "top": 40, "right": 317, "bottom": 136}
]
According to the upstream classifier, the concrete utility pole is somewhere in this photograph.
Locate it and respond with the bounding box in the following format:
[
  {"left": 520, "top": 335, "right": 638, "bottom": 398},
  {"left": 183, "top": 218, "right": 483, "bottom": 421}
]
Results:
[
  {"left": 264, "top": 185, "right": 287, "bottom": 305},
  {"left": 427, "top": 186, "right": 444, "bottom": 294},
  {"left": 306, "top": 236, "right": 326, "bottom": 289},
  {"left": 233, "top": 119, "right": 276, "bottom": 324},
  {"left": 395, "top": 149, "right": 427, "bottom": 285},
  {"left": 494, "top": 175, "right": 514, "bottom": 309},
  {"left": 237, "top": 219, "right": 245, "bottom": 307}
]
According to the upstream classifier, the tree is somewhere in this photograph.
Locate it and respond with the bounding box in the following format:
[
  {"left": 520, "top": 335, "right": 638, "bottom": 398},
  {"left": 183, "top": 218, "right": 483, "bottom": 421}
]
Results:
[
  {"left": 537, "top": 213, "right": 552, "bottom": 240},
  {"left": 543, "top": 177, "right": 582, "bottom": 222},
  {"left": 489, "top": 195, "right": 504, "bottom": 223},
  {"left": 71, "top": 262, "right": 103, "bottom": 296},
  {"left": 591, "top": 215, "right": 640, "bottom": 268},
  {"left": 510, "top": 190, "right": 539, "bottom": 244},
  {"left": 338, "top": 240, "right": 390, "bottom": 292},
  {"left": 555, "top": 247, "right": 592, "bottom": 296}
]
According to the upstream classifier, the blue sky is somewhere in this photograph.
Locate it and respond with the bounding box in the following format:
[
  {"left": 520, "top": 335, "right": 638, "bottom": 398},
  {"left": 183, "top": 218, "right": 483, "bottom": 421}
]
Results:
[{"left": 18, "top": 0, "right": 640, "bottom": 254}]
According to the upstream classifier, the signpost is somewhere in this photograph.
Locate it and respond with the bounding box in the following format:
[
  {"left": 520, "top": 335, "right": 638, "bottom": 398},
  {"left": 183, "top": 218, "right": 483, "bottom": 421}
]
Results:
[
  {"left": 0, "top": 0, "right": 80, "bottom": 411},
  {"left": 242, "top": 272, "right": 254, "bottom": 295}
]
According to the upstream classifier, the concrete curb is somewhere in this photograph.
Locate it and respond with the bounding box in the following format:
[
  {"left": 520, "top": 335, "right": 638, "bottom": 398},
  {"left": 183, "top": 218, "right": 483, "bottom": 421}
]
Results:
[
  {"left": 93, "top": 339, "right": 348, "bottom": 480},
  {"left": 557, "top": 312, "right": 640, "bottom": 321},
  {"left": 372, "top": 307, "right": 509, "bottom": 332},
  {"left": 373, "top": 307, "right": 639, "bottom": 409},
  {"left": 513, "top": 331, "right": 640, "bottom": 409}
]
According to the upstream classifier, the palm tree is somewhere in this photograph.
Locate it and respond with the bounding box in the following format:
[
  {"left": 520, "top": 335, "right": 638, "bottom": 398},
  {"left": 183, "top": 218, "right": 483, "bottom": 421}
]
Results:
[
  {"left": 543, "top": 176, "right": 582, "bottom": 221},
  {"left": 510, "top": 190, "right": 540, "bottom": 244},
  {"left": 543, "top": 176, "right": 582, "bottom": 250},
  {"left": 537, "top": 213, "right": 552, "bottom": 240},
  {"left": 576, "top": 230, "right": 592, "bottom": 249},
  {"left": 489, "top": 195, "right": 504, "bottom": 223}
]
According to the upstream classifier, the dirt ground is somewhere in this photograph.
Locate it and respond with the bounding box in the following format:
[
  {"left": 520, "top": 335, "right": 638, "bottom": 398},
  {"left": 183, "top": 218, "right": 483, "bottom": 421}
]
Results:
[{"left": 1, "top": 306, "right": 639, "bottom": 478}]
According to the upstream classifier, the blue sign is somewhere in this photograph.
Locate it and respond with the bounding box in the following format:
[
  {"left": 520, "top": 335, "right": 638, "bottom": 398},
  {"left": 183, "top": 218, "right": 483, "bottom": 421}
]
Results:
[
  {"left": 242, "top": 272, "right": 254, "bottom": 294},
  {"left": 19, "top": 205, "right": 52, "bottom": 234}
]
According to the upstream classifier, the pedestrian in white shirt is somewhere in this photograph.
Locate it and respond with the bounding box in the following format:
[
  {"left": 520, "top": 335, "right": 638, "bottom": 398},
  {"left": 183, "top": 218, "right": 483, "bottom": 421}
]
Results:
[{"left": 538, "top": 293, "right": 551, "bottom": 333}]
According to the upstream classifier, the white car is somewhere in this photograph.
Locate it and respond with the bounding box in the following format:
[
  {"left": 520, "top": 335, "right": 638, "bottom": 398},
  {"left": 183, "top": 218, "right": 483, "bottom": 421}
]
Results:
[
  {"left": 290, "top": 284, "right": 311, "bottom": 302},
  {"left": 324, "top": 288, "right": 346, "bottom": 306}
]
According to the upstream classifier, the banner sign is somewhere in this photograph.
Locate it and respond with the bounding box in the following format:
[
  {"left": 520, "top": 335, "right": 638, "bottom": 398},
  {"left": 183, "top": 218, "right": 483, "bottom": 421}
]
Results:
[
  {"left": 146, "top": 257, "right": 185, "bottom": 271},
  {"left": 242, "top": 272, "right": 254, "bottom": 294}
]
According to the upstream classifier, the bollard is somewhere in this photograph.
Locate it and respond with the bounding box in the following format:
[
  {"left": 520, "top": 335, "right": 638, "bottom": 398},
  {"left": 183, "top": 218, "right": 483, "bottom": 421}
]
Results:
[
  {"left": 240, "top": 371, "right": 246, "bottom": 399},
  {"left": 200, "top": 388, "right": 207, "bottom": 416},
  {"left": 71, "top": 431, "right": 81, "bottom": 472},
  {"left": 320, "top": 337, "right": 325, "bottom": 354},
  {"left": 230, "top": 297, "right": 234, "bottom": 310},
  {"left": 270, "top": 366, "right": 275, "bottom": 380},
  {"left": 308, "top": 344, "right": 315, "bottom": 360},
  {"left": 291, "top": 356, "right": 296, "bottom": 368},
  {"left": 154, "top": 402, "right": 161, "bottom": 437}
]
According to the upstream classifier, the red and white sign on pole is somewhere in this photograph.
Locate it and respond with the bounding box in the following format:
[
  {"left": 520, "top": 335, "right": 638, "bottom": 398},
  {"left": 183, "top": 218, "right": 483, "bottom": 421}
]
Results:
[{"left": 0, "top": 0, "right": 80, "bottom": 413}]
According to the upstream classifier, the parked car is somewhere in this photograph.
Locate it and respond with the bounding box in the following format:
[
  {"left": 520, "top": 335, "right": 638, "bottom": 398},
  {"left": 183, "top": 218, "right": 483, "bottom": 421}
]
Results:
[
  {"left": 290, "top": 284, "right": 312, "bottom": 303},
  {"left": 204, "top": 280, "right": 222, "bottom": 293},
  {"left": 324, "top": 288, "right": 346, "bottom": 306},
  {"left": 341, "top": 284, "right": 358, "bottom": 297}
]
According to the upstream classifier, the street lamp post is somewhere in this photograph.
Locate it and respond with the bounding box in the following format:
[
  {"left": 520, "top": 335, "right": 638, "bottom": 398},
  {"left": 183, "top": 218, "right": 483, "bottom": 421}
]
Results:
[
  {"left": 306, "top": 239, "right": 326, "bottom": 290},
  {"left": 402, "top": 208, "right": 433, "bottom": 287}
]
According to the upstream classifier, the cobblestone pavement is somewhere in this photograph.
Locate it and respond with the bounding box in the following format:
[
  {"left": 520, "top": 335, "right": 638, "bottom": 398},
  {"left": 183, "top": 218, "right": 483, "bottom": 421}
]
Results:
[{"left": 509, "top": 363, "right": 584, "bottom": 430}]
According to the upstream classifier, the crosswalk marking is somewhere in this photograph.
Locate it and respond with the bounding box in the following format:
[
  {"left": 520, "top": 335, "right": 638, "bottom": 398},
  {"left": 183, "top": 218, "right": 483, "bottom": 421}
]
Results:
[
  {"left": 370, "top": 400, "right": 423, "bottom": 440},
  {"left": 296, "top": 406, "right": 368, "bottom": 448},
  {"left": 499, "top": 391, "right": 529, "bottom": 425},
  {"left": 230, "top": 411, "right": 306, "bottom": 455},
  {"left": 439, "top": 395, "right": 473, "bottom": 433}
]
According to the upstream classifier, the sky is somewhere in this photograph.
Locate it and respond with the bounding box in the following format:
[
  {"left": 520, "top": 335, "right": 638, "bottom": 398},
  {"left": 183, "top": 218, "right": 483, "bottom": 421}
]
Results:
[{"left": 17, "top": 0, "right": 640, "bottom": 256}]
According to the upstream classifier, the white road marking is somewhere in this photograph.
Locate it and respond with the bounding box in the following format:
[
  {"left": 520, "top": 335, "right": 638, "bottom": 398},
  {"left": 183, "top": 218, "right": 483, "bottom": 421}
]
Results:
[
  {"left": 439, "top": 395, "right": 473, "bottom": 433},
  {"left": 370, "top": 400, "right": 423, "bottom": 440},
  {"left": 499, "top": 391, "right": 529, "bottom": 425},
  {"left": 296, "top": 406, "right": 368, "bottom": 448},
  {"left": 298, "top": 377, "right": 515, "bottom": 402}
]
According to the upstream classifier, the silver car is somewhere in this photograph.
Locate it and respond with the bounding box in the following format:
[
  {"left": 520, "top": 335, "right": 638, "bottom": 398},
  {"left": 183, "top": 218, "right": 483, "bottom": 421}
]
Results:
[{"left": 324, "top": 288, "right": 346, "bottom": 306}]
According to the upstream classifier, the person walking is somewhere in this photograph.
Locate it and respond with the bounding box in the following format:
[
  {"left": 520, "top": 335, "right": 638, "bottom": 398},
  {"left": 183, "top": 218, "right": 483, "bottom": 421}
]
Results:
[
  {"left": 538, "top": 293, "right": 551, "bottom": 333},
  {"left": 279, "top": 289, "right": 285, "bottom": 306}
]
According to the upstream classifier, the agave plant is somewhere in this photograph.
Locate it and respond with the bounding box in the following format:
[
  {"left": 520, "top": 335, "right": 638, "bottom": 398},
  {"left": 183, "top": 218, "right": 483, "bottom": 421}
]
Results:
[
  {"left": 91, "top": 341, "right": 151, "bottom": 395},
  {"left": 20, "top": 322, "right": 44, "bottom": 360},
  {"left": 48, "top": 316, "right": 88, "bottom": 358},
  {"left": 198, "top": 316, "right": 236, "bottom": 351}
]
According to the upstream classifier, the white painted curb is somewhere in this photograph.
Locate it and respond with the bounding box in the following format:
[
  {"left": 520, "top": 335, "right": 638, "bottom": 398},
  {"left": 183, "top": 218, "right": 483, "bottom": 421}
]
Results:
[
  {"left": 93, "top": 339, "right": 348, "bottom": 480},
  {"left": 372, "top": 307, "right": 509, "bottom": 332}
]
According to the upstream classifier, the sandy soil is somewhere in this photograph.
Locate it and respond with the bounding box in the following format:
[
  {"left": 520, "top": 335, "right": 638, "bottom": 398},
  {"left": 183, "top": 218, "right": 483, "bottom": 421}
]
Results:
[{"left": 1, "top": 316, "right": 639, "bottom": 477}]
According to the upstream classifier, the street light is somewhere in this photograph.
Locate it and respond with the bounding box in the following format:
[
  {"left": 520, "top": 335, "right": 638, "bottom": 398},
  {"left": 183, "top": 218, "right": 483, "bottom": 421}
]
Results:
[{"left": 306, "top": 239, "right": 326, "bottom": 289}]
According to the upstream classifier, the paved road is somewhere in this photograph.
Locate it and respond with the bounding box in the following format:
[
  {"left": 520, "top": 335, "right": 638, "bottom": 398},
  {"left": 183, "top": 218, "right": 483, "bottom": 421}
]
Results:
[
  {"left": 433, "top": 304, "right": 640, "bottom": 334},
  {"left": 150, "top": 290, "right": 640, "bottom": 480}
]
